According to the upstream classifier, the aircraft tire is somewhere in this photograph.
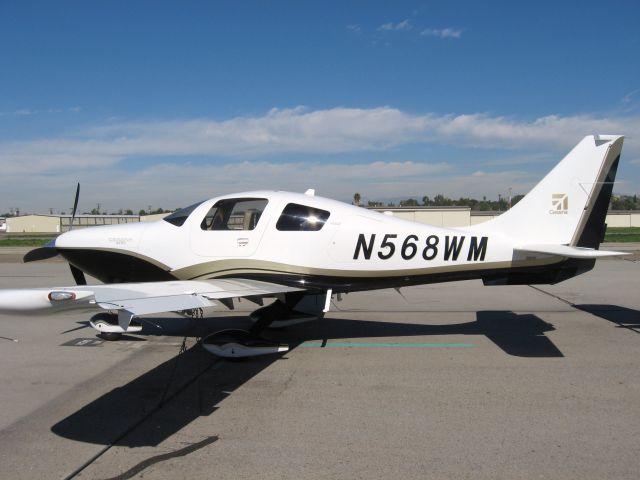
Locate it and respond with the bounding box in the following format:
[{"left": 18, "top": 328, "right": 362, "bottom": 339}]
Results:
[
  {"left": 99, "top": 331, "right": 123, "bottom": 341},
  {"left": 91, "top": 313, "right": 123, "bottom": 341}
]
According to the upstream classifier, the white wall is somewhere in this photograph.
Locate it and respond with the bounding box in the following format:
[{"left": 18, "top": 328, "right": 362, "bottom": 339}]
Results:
[
  {"left": 374, "top": 208, "right": 640, "bottom": 228},
  {"left": 372, "top": 208, "right": 471, "bottom": 227},
  {"left": 469, "top": 211, "right": 639, "bottom": 228},
  {"left": 6, "top": 216, "right": 60, "bottom": 233}
]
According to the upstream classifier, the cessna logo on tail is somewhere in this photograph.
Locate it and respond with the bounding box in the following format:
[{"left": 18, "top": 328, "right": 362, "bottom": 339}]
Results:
[{"left": 550, "top": 193, "right": 568, "bottom": 214}]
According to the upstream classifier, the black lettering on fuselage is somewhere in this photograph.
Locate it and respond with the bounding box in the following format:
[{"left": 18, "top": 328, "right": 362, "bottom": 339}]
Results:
[
  {"left": 377, "top": 234, "right": 397, "bottom": 260},
  {"left": 353, "top": 233, "right": 488, "bottom": 262},
  {"left": 467, "top": 236, "right": 488, "bottom": 261},
  {"left": 354, "top": 233, "right": 376, "bottom": 260},
  {"left": 444, "top": 236, "right": 465, "bottom": 261}
]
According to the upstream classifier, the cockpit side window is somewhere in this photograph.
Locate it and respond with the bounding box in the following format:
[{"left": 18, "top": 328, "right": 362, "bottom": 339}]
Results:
[
  {"left": 200, "top": 198, "right": 268, "bottom": 231},
  {"left": 163, "top": 201, "right": 205, "bottom": 227},
  {"left": 276, "top": 203, "right": 330, "bottom": 231}
]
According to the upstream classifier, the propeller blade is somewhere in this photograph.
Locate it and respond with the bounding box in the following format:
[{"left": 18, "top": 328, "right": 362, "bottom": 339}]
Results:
[
  {"left": 23, "top": 239, "right": 58, "bottom": 262},
  {"left": 70, "top": 264, "right": 87, "bottom": 285},
  {"left": 70, "top": 182, "right": 80, "bottom": 231},
  {"left": 25, "top": 184, "right": 79, "bottom": 263}
]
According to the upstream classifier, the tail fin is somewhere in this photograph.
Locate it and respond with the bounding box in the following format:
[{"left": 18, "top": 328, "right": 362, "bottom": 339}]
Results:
[{"left": 484, "top": 135, "right": 624, "bottom": 248}]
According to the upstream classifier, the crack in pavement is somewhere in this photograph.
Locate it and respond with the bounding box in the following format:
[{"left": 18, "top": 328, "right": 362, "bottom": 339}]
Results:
[
  {"left": 63, "top": 339, "right": 221, "bottom": 480},
  {"left": 98, "top": 436, "right": 219, "bottom": 480}
]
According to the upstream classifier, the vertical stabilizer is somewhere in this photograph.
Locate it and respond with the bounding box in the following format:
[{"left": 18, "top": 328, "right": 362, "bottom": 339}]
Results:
[{"left": 481, "top": 135, "right": 624, "bottom": 248}]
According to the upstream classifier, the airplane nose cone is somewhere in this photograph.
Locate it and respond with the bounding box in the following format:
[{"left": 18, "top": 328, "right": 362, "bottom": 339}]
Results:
[
  {"left": 55, "top": 222, "right": 147, "bottom": 251},
  {"left": 52, "top": 222, "right": 164, "bottom": 283},
  {"left": 54, "top": 227, "right": 96, "bottom": 249}
]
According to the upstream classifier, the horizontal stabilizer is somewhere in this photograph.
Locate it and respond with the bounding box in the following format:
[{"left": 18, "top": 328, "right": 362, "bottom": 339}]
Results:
[{"left": 515, "top": 244, "right": 629, "bottom": 259}]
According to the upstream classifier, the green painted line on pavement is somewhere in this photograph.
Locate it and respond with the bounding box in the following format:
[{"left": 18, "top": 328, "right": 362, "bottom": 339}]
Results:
[{"left": 301, "top": 342, "right": 474, "bottom": 348}]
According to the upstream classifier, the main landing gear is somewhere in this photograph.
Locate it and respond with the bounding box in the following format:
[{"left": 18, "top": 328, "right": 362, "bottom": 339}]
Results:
[
  {"left": 201, "top": 329, "right": 288, "bottom": 358},
  {"left": 89, "top": 312, "right": 142, "bottom": 341},
  {"left": 88, "top": 292, "right": 321, "bottom": 359},
  {"left": 202, "top": 292, "right": 311, "bottom": 359}
]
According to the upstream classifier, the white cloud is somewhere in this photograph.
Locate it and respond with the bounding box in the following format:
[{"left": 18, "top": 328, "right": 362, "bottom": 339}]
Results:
[
  {"left": 0, "top": 160, "right": 452, "bottom": 213},
  {"left": 5, "top": 106, "right": 83, "bottom": 117},
  {"left": 378, "top": 19, "right": 413, "bottom": 32},
  {"left": 622, "top": 89, "right": 638, "bottom": 105},
  {"left": 358, "top": 18, "right": 461, "bottom": 44},
  {"left": 421, "top": 27, "right": 463, "bottom": 39},
  {"left": 2, "top": 107, "right": 637, "bottom": 174},
  {"left": 0, "top": 107, "right": 431, "bottom": 173},
  {"left": 1, "top": 107, "right": 638, "bottom": 179},
  {"left": 621, "top": 89, "right": 640, "bottom": 113},
  {"left": 1, "top": 106, "right": 638, "bottom": 211}
]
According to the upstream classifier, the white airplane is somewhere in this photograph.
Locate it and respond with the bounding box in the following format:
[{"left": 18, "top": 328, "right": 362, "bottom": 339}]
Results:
[{"left": 0, "top": 135, "right": 627, "bottom": 357}]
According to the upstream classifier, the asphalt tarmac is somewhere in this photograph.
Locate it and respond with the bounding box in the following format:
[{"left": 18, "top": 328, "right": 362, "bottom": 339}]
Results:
[{"left": 0, "top": 250, "right": 638, "bottom": 479}]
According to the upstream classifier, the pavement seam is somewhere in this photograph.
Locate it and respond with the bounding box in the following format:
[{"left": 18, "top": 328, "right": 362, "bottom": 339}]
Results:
[
  {"left": 528, "top": 285, "right": 640, "bottom": 335},
  {"left": 527, "top": 285, "right": 575, "bottom": 307}
]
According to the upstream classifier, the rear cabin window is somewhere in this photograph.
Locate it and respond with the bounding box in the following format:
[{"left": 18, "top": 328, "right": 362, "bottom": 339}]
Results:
[
  {"left": 276, "top": 203, "right": 330, "bottom": 231},
  {"left": 200, "top": 198, "right": 268, "bottom": 231},
  {"left": 163, "top": 201, "right": 205, "bottom": 227}
]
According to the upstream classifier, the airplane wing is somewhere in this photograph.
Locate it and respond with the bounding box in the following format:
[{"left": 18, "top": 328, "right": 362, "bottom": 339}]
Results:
[{"left": 0, "top": 279, "right": 304, "bottom": 330}]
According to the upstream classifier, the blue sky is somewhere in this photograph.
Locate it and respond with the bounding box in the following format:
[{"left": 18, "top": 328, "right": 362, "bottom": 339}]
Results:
[{"left": 1, "top": 0, "right": 639, "bottom": 213}]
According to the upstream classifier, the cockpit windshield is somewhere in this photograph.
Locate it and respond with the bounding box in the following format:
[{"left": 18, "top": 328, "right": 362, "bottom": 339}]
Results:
[
  {"left": 163, "top": 201, "right": 205, "bottom": 227},
  {"left": 200, "top": 198, "right": 268, "bottom": 231}
]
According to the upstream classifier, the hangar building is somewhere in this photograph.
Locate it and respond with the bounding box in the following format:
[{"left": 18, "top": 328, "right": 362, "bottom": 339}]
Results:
[{"left": 3, "top": 209, "right": 639, "bottom": 234}]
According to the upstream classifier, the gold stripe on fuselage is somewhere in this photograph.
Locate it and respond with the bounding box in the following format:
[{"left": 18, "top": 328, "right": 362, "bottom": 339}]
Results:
[
  {"left": 171, "top": 257, "right": 561, "bottom": 280},
  {"left": 59, "top": 246, "right": 563, "bottom": 282}
]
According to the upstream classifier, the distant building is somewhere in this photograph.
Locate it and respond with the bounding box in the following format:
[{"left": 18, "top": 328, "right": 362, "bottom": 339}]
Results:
[
  {"left": 3, "top": 208, "right": 638, "bottom": 234},
  {"left": 369, "top": 206, "right": 640, "bottom": 228},
  {"left": 369, "top": 206, "right": 471, "bottom": 227},
  {"left": 6, "top": 214, "right": 141, "bottom": 233},
  {"left": 139, "top": 213, "right": 171, "bottom": 223}
]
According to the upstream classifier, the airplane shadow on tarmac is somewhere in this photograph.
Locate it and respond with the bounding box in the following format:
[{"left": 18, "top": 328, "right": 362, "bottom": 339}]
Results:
[
  {"left": 51, "top": 310, "right": 561, "bottom": 447},
  {"left": 574, "top": 304, "right": 640, "bottom": 334}
]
